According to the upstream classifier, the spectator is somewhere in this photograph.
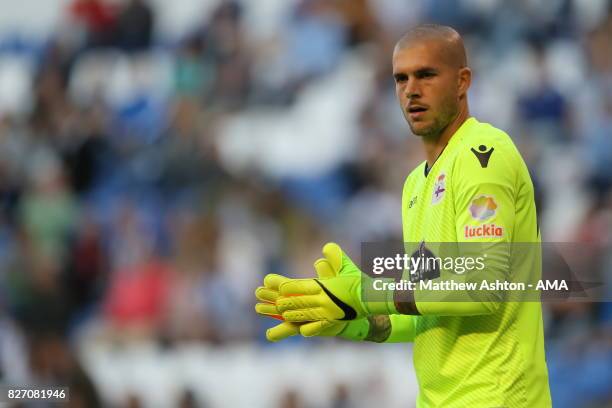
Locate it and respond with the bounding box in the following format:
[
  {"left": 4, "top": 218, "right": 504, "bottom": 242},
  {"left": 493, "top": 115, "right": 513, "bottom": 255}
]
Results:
[
  {"left": 68, "top": 0, "right": 117, "bottom": 49},
  {"left": 115, "top": 0, "right": 155, "bottom": 53}
]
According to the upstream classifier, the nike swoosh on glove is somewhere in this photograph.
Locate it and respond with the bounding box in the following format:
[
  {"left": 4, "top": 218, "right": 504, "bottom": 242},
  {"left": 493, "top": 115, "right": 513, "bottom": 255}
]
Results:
[
  {"left": 255, "top": 243, "right": 370, "bottom": 341},
  {"left": 275, "top": 243, "right": 397, "bottom": 323}
]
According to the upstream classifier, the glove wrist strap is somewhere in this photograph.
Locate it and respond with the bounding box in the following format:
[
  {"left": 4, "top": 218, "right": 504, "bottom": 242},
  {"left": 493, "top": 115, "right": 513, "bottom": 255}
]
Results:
[
  {"left": 338, "top": 319, "right": 370, "bottom": 341},
  {"left": 361, "top": 276, "right": 398, "bottom": 315}
]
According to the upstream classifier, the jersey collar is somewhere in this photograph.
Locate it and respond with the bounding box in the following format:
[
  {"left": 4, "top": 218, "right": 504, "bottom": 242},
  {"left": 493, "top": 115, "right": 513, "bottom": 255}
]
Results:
[{"left": 423, "top": 116, "right": 478, "bottom": 177}]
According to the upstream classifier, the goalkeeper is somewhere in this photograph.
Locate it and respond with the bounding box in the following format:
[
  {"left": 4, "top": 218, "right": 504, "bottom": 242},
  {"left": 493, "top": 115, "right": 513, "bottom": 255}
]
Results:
[{"left": 255, "top": 24, "right": 552, "bottom": 408}]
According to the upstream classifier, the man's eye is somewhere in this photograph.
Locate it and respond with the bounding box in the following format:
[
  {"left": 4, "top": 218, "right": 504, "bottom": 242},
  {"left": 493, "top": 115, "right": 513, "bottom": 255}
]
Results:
[{"left": 394, "top": 75, "right": 407, "bottom": 83}]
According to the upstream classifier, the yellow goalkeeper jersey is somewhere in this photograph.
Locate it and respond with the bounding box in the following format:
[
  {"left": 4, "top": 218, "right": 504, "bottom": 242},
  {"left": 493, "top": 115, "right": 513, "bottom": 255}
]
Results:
[{"left": 400, "top": 117, "right": 552, "bottom": 407}]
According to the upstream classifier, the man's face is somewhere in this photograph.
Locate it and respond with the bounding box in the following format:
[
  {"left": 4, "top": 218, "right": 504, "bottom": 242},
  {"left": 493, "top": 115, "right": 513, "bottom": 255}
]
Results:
[{"left": 392, "top": 41, "right": 460, "bottom": 138}]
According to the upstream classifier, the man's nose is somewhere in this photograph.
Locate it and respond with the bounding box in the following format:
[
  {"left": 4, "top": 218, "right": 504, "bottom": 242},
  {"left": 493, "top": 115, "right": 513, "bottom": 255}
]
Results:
[{"left": 405, "top": 78, "right": 421, "bottom": 98}]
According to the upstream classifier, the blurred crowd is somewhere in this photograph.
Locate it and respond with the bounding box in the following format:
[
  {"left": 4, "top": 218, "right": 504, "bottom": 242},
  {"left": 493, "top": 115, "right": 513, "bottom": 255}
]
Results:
[{"left": 0, "top": 0, "right": 610, "bottom": 407}]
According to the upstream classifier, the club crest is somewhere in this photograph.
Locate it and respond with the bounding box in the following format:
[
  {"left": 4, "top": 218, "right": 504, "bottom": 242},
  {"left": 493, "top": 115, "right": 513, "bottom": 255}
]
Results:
[{"left": 431, "top": 173, "right": 446, "bottom": 204}]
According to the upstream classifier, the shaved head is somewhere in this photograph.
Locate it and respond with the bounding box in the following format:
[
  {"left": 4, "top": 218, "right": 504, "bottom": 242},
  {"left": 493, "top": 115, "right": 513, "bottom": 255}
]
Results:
[{"left": 395, "top": 24, "right": 467, "bottom": 69}]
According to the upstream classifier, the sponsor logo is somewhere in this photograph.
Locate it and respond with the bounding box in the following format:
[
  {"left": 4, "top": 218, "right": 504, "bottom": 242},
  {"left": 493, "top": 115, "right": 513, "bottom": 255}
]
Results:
[
  {"left": 470, "top": 145, "right": 494, "bottom": 168},
  {"left": 469, "top": 195, "right": 498, "bottom": 221},
  {"left": 464, "top": 223, "right": 504, "bottom": 238},
  {"left": 431, "top": 173, "right": 446, "bottom": 204},
  {"left": 409, "top": 196, "right": 418, "bottom": 208}
]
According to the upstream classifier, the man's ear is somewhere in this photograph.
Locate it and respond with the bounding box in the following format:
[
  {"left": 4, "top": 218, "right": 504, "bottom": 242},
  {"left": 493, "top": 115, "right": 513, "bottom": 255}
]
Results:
[{"left": 458, "top": 67, "right": 472, "bottom": 98}]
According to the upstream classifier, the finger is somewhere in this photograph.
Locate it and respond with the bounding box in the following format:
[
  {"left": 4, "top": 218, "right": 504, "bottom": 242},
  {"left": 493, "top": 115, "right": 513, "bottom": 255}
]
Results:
[
  {"left": 255, "top": 286, "right": 279, "bottom": 303},
  {"left": 279, "top": 279, "right": 322, "bottom": 297},
  {"left": 314, "top": 258, "right": 335, "bottom": 279},
  {"left": 277, "top": 295, "right": 320, "bottom": 312},
  {"left": 299, "top": 320, "right": 335, "bottom": 337},
  {"left": 283, "top": 307, "right": 332, "bottom": 322},
  {"left": 263, "top": 274, "right": 291, "bottom": 291},
  {"left": 322, "top": 242, "right": 343, "bottom": 274},
  {"left": 255, "top": 302, "right": 282, "bottom": 318},
  {"left": 266, "top": 322, "right": 300, "bottom": 342}
]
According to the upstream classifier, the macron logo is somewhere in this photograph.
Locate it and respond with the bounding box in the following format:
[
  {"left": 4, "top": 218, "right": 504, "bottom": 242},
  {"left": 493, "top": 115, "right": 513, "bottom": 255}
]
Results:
[
  {"left": 464, "top": 223, "right": 503, "bottom": 238},
  {"left": 470, "top": 145, "right": 494, "bottom": 168}
]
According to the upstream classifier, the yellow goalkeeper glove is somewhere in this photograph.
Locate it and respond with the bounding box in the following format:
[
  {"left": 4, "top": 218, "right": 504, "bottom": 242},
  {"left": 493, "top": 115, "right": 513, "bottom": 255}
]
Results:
[
  {"left": 275, "top": 243, "right": 397, "bottom": 323},
  {"left": 255, "top": 245, "right": 370, "bottom": 342}
]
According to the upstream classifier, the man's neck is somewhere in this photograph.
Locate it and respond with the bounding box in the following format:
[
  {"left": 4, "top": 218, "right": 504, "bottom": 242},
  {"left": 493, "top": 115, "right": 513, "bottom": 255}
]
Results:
[{"left": 423, "top": 105, "right": 470, "bottom": 168}]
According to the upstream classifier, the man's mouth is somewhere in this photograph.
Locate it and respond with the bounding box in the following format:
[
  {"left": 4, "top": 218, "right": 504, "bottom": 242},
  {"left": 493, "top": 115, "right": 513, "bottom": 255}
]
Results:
[{"left": 407, "top": 105, "right": 428, "bottom": 119}]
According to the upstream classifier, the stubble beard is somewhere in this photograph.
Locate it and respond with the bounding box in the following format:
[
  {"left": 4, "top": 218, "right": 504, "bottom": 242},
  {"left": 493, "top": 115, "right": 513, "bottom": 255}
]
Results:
[
  {"left": 409, "top": 116, "right": 446, "bottom": 139},
  {"left": 408, "top": 100, "right": 458, "bottom": 140}
]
